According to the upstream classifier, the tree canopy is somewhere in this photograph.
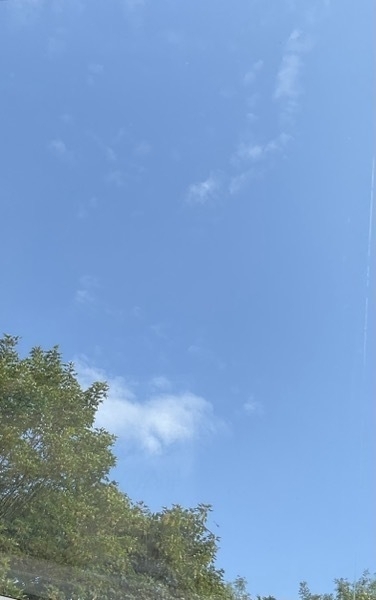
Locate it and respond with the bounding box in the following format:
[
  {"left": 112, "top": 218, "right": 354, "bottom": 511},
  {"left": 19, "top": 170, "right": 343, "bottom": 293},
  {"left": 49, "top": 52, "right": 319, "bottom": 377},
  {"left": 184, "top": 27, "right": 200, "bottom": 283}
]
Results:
[
  {"left": 0, "top": 335, "right": 374, "bottom": 600},
  {"left": 0, "top": 335, "right": 229, "bottom": 600}
]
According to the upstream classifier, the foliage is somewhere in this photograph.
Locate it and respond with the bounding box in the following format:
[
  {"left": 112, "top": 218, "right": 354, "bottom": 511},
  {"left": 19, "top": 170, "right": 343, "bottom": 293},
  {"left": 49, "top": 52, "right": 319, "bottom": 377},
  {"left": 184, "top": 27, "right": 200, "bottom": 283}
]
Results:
[
  {"left": 131, "top": 502, "right": 225, "bottom": 597},
  {"left": 1, "top": 335, "right": 374, "bottom": 600},
  {"left": 0, "top": 335, "right": 229, "bottom": 600},
  {"left": 299, "top": 572, "right": 376, "bottom": 600}
]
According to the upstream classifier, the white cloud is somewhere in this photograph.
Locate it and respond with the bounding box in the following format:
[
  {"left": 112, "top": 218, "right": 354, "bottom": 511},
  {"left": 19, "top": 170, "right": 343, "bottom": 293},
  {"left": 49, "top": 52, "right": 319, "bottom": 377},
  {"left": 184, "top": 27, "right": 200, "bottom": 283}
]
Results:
[
  {"left": 243, "top": 396, "right": 264, "bottom": 416},
  {"left": 105, "top": 147, "right": 117, "bottom": 162},
  {"left": 186, "top": 174, "right": 220, "bottom": 205},
  {"left": 48, "top": 137, "right": 75, "bottom": 164},
  {"left": 132, "top": 305, "right": 143, "bottom": 319},
  {"left": 150, "top": 376, "right": 172, "bottom": 391},
  {"left": 182, "top": 28, "right": 313, "bottom": 200},
  {"left": 230, "top": 131, "right": 291, "bottom": 194},
  {"left": 87, "top": 63, "right": 104, "bottom": 85},
  {"left": 162, "top": 30, "right": 184, "bottom": 47},
  {"left": 235, "top": 132, "right": 291, "bottom": 166},
  {"left": 60, "top": 113, "right": 73, "bottom": 125},
  {"left": 120, "top": 0, "right": 146, "bottom": 27},
  {"left": 274, "top": 29, "right": 312, "bottom": 118},
  {"left": 14, "top": 0, "right": 45, "bottom": 4},
  {"left": 150, "top": 322, "right": 170, "bottom": 340},
  {"left": 88, "top": 63, "right": 104, "bottom": 75},
  {"left": 49, "top": 138, "right": 67, "bottom": 156},
  {"left": 274, "top": 53, "right": 302, "bottom": 101},
  {"left": 265, "top": 132, "right": 291, "bottom": 152},
  {"left": 79, "top": 274, "right": 98, "bottom": 288},
  {"left": 75, "top": 289, "right": 94, "bottom": 305},
  {"left": 106, "top": 170, "right": 125, "bottom": 187},
  {"left": 134, "top": 140, "right": 152, "bottom": 157},
  {"left": 243, "top": 59, "right": 263, "bottom": 86},
  {"left": 187, "top": 344, "right": 226, "bottom": 371},
  {"left": 74, "top": 275, "right": 98, "bottom": 306},
  {"left": 122, "top": 0, "right": 145, "bottom": 10},
  {"left": 245, "top": 112, "right": 258, "bottom": 123},
  {"left": 75, "top": 361, "right": 219, "bottom": 455},
  {"left": 4, "top": 0, "right": 83, "bottom": 30},
  {"left": 227, "top": 31, "right": 308, "bottom": 196},
  {"left": 46, "top": 35, "right": 66, "bottom": 59},
  {"left": 229, "top": 170, "right": 253, "bottom": 195},
  {"left": 237, "top": 143, "right": 264, "bottom": 161},
  {"left": 3, "top": 0, "right": 45, "bottom": 26},
  {"left": 77, "top": 196, "right": 98, "bottom": 219}
]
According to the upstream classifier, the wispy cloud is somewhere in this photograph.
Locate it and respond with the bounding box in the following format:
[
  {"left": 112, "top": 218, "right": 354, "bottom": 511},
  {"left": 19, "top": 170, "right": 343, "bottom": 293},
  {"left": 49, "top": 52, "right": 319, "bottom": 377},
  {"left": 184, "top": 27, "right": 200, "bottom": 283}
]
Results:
[
  {"left": 180, "top": 16, "right": 317, "bottom": 203},
  {"left": 106, "top": 170, "right": 125, "bottom": 188},
  {"left": 132, "top": 305, "right": 143, "bottom": 319},
  {"left": 77, "top": 196, "right": 98, "bottom": 219},
  {"left": 87, "top": 62, "right": 104, "bottom": 85},
  {"left": 4, "top": 0, "right": 85, "bottom": 30},
  {"left": 186, "top": 173, "right": 221, "bottom": 205},
  {"left": 88, "top": 62, "right": 104, "bottom": 75},
  {"left": 122, "top": 0, "right": 145, "bottom": 10},
  {"left": 75, "top": 360, "right": 220, "bottom": 455},
  {"left": 149, "top": 376, "right": 172, "bottom": 392},
  {"left": 46, "top": 34, "right": 66, "bottom": 59},
  {"left": 275, "top": 53, "right": 302, "bottom": 101},
  {"left": 60, "top": 113, "right": 73, "bottom": 125},
  {"left": 236, "top": 143, "right": 264, "bottom": 162},
  {"left": 48, "top": 138, "right": 75, "bottom": 164},
  {"left": 120, "top": 0, "right": 146, "bottom": 28},
  {"left": 228, "top": 171, "right": 253, "bottom": 196},
  {"left": 274, "top": 29, "right": 311, "bottom": 121},
  {"left": 49, "top": 138, "right": 67, "bottom": 156},
  {"left": 134, "top": 140, "right": 152, "bottom": 157},
  {"left": 187, "top": 343, "right": 226, "bottom": 371},
  {"left": 74, "top": 275, "right": 98, "bottom": 306},
  {"left": 227, "top": 28, "right": 311, "bottom": 194},
  {"left": 184, "top": 31, "right": 308, "bottom": 201},
  {"left": 243, "top": 396, "right": 264, "bottom": 416},
  {"left": 3, "top": 0, "right": 45, "bottom": 27},
  {"left": 150, "top": 321, "right": 171, "bottom": 341},
  {"left": 243, "top": 59, "right": 263, "bottom": 86},
  {"left": 235, "top": 132, "right": 291, "bottom": 165}
]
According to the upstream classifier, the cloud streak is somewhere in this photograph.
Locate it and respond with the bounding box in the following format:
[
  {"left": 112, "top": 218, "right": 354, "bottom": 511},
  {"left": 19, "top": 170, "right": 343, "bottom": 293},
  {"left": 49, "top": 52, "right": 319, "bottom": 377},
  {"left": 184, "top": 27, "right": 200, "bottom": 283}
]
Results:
[
  {"left": 185, "top": 27, "right": 313, "bottom": 201},
  {"left": 227, "top": 28, "right": 312, "bottom": 194}
]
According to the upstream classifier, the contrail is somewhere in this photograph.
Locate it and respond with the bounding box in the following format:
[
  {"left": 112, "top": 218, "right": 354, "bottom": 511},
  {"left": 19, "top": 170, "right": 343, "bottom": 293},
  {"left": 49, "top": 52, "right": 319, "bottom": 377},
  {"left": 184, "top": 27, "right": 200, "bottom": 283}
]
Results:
[{"left": 362, "top": 157, "right": 375, "bottom": 372}]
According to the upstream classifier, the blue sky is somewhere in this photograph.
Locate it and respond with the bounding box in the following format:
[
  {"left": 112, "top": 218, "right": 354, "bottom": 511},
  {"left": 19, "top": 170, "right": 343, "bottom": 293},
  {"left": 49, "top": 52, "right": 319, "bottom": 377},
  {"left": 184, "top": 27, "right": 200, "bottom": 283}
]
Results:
[{"left": 1, "top": 0, "right": 375, "bottom": 597}]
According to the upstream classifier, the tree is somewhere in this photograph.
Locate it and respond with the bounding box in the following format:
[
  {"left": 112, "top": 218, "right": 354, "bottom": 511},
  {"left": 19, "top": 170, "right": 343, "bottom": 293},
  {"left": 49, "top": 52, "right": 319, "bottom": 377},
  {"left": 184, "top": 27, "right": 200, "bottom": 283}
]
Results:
[
  {"left": 0, "top": 335, "right": 127, "bottom": 598},
  {"left": 299, "top": 573, "right": 376, "bottom": 600},
  {"left": 1, "top": 335, "right": 374, "bottom": 600},
  {"left": 0, "top": 335, "right": 232, "bottom": 600},
  {"left": 0, "top": 335, "right": 116, "bottom": 518},
  {"left": 130, "top": 503, "right": 226, "bottom": 597}
]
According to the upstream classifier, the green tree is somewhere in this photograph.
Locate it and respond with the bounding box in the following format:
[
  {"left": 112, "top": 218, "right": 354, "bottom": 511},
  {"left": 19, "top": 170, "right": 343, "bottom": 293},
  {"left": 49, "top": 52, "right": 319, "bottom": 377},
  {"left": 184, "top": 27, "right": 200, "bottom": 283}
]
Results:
[
  {"left": 0, "top": 335, "right": 234, "bottom": 600},
  {"left": 0, "top": 335, "right": 116, "bottom": 519},
  {"left": 130, "top": 503, "right": 227, "bottom": 597},
  {"left": 2, "top": 335, "right": 373, "bottom": 600},
  {"left": 0, "top": 335, "right": 127, "bottom": 598},
  {"left": 299, "top": 573, "right": 376, "bottom": 600}
]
